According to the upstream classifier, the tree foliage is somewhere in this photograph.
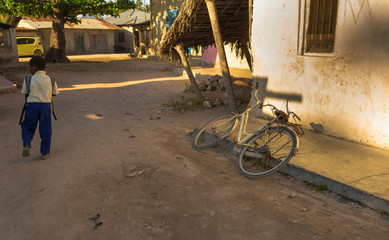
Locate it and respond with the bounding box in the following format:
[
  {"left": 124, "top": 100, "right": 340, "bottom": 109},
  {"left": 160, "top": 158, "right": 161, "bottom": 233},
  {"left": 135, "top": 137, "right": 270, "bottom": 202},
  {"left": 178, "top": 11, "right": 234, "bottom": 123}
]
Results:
[
  {"left": 0, "top": 0, "right": 136, "bottom": 62},
  {"left": 0, "top": 13, "right": 21, "bottom": 26},
  {"left": 135, "top": 0, "right": 150, "bottom": 13},
  {"left": 0, "top": 0, "right": 136, "bottom": 22}
]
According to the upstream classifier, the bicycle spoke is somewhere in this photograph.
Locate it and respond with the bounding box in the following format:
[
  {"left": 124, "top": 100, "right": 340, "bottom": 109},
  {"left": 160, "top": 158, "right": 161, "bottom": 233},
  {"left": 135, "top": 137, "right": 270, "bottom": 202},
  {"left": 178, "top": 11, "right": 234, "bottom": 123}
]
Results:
[
  {"left": 198, "top": 132, "right": 217, "bottom": 144},
  {"left": 243, "top": 156, "right": 279, "bottom": 172},
  {"left": 211, "top": 127, "right": 228, "bottom": 135},
  {"left": 272, "top": 154, "right": 288, "bottom": 159},
  {"left": 193, "top": 114, "right": 236, "bottom": 149},
  {"left": 271, "top": 140, "right": 292, "bottom": 155}
]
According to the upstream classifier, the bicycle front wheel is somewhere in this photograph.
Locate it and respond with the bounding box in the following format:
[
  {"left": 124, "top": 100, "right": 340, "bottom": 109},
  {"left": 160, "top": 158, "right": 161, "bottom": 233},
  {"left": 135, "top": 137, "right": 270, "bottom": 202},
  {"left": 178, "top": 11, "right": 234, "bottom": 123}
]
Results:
[
  {"left": 237, "top": 127, "right": 297, "bottom": 178},
  {"left": 193, "top": 113, "right": 236, "bottom": 149}
]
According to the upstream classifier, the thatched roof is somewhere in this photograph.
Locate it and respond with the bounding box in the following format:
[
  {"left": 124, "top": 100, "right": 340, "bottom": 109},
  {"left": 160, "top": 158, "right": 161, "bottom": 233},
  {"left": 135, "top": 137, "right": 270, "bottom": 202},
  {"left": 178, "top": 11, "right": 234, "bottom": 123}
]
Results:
[{"left": 158, "top": 0, "right": 250, "bottom": 60}]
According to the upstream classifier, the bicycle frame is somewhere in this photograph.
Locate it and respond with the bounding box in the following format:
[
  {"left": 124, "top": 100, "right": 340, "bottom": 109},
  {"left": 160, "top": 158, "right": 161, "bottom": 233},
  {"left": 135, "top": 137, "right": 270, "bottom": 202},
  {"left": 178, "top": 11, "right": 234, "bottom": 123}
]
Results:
[
  {"left": 232, "top": 103, "right": 281, "bottom": 147},
  {"left": 193, "top": 85, "right": 304, "bottom": 178},
  {"left": 204, "top": 86, "right": 303, "bottom": 149},
  {"left": 231, "top": 88, "right": 283, "bottom": 147}
]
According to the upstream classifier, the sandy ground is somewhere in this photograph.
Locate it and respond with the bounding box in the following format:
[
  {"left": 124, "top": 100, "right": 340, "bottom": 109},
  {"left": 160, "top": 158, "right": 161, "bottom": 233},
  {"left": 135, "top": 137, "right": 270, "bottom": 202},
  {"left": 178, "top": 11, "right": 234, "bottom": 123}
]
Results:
[{"left": 0, "top": 56, "right": 388, "bottom": 240}]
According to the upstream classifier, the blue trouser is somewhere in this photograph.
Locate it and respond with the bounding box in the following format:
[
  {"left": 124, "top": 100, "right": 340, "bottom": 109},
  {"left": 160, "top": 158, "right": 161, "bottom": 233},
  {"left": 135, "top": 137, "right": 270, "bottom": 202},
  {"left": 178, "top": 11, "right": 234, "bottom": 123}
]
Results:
[{"left": 21, "top": 103, "right": 52, "bottom": 155}]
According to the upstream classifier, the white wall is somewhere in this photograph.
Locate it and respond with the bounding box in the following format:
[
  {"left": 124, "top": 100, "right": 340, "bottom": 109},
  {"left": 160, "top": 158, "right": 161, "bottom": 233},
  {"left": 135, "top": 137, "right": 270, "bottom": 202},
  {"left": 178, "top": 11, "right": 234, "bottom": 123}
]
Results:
[
  {"left": 215, "top": 44, "right": 250, "bottom": 70},
  {"left": 251, "top": 0, "right": 389, "bottom": 149}
]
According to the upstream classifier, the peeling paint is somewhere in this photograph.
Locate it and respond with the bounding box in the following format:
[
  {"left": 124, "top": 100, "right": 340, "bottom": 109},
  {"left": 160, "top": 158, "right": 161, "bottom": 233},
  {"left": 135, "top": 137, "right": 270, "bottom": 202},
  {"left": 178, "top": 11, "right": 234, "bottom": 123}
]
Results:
[{"left": 252, "top": 0, "right": 389, "bottom": 149}]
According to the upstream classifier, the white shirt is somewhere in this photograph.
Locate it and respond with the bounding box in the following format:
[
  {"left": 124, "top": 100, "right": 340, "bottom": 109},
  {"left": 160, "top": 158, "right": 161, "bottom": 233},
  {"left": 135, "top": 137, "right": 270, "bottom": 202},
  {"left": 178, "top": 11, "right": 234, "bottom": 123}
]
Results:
[{"left": 21, "top": 71, "right": 59, "bottom": 103}]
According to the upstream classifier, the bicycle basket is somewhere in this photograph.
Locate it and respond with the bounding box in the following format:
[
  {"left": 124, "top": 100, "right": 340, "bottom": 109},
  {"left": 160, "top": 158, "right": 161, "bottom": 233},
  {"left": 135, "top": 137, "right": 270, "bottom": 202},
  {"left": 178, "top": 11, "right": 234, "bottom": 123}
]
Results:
[{"left": 290, "top": 123, "right": 304, "bottom": 137}]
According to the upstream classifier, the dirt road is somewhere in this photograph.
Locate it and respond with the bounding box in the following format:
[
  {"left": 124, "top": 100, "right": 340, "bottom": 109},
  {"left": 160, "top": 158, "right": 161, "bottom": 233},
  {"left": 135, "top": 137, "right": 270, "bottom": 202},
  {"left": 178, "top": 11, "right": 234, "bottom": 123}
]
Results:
[{"left": 0, "top": 57, "right": 388, "bottom": 239}]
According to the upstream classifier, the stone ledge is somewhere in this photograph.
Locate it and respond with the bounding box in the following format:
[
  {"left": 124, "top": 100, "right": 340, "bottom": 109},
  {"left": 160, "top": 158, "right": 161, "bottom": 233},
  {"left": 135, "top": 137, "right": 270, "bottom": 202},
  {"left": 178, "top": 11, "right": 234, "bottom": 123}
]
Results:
[{"left": 0, "top": 74, "right": 17, "bottom": 94}]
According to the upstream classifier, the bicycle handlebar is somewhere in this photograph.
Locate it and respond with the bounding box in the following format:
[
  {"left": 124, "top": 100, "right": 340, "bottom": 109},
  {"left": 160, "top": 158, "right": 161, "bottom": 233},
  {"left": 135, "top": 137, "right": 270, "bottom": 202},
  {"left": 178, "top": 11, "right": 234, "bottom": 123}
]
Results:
[{"left": 253, "top": 87, "right": 261, "bottom": 104}]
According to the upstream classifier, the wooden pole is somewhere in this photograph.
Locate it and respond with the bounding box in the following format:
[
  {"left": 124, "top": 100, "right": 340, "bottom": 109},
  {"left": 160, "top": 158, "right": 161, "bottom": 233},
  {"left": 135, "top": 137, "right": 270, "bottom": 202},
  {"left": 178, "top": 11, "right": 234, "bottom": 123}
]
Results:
[
  {"left": 205, "top": 0, "right": 238, "bottom": 112},
  {"left": 138, "top": 30, "right": 143, "bottom": 55},
  {"left": 249, "top": 0, "right": 253, "bottom": 45},
  {"left": 174, "top": 43, "right": 205, "bottom": 102},
  {"left": 242, "top": 42, "right": 252, "bottom": 72},
  {"left": 248, "top": 0, "right": 254, "bottom": 71}
]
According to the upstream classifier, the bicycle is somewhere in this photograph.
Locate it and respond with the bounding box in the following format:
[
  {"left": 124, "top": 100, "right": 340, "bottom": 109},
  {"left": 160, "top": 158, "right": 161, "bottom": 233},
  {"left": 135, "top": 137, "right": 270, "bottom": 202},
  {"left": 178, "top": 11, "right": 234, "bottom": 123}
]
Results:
[{"left": 192, "top": 83, "right": 304, "bottom": 178}]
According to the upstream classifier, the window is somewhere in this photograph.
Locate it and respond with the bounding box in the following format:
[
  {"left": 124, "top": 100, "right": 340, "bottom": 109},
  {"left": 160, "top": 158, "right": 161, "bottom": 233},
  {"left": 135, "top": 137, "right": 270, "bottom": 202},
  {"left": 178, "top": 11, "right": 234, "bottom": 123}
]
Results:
[
  {"left": 27, "top": 38, "right": 35, "bottom": 44},
  {"left": 17, "top": 38, "right": 35, "bottom": 45},
  {"left": 299, "top": 0, "right": 338, "bottom": 55},
  {"left": 17, "top": 38, "right": 28, "bottom": 45},
  {"left": 118, "top": 32, "right": 125, "bottom": 43}
]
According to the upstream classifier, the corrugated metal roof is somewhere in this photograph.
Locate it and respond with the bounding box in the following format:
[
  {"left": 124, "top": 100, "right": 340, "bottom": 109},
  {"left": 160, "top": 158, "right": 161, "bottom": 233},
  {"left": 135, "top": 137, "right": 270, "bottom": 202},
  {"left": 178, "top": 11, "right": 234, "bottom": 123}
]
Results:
[
  {"left": 16, "top": 17, "right": 122, "bottom": 30},
  {"left": 14, "top": 27, "right": 31, "bottom": 31},
  {"left": 132, "top": 20, "right": 150, "bottom": 27},
  {"left": 104, "top": 9, "right": 150, "bottom": 26}
]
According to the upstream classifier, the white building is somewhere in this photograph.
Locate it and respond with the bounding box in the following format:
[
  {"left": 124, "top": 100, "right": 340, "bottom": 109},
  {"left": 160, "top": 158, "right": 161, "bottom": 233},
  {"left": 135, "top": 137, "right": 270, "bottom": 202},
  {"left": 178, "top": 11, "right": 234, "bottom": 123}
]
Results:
[
  {"left": 104, "top": 10, "right": 151, "bottom": 55},
  {"left": 251, "top": 0, "right": 389, "bottom": 149},
  {"left": 16, "top": 17, "right": 121, "bottom": 55}
]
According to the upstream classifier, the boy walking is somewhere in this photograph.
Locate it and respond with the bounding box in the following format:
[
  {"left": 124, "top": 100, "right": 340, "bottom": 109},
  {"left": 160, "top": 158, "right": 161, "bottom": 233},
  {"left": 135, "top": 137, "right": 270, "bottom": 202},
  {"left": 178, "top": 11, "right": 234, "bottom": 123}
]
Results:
[{"left": 21, "top": 56, "right": 59, "bottom": 160}]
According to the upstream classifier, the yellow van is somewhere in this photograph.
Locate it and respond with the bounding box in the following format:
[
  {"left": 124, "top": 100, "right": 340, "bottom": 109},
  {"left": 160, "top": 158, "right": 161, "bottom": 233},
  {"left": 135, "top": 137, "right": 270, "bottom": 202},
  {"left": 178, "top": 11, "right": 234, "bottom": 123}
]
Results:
[{"left": 16, "top": 37, "right": 44, "bottom": 57}]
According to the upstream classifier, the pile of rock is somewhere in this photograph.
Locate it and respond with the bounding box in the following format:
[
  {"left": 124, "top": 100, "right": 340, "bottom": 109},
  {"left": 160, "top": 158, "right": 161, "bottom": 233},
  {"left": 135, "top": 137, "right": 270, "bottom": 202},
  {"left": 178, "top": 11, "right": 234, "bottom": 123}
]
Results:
[
  {"left": 197, "top": 74, "right": 226, "bottom": 92},
  {"left": 190, "top": 74, "right": 253, "bottom": 108}
]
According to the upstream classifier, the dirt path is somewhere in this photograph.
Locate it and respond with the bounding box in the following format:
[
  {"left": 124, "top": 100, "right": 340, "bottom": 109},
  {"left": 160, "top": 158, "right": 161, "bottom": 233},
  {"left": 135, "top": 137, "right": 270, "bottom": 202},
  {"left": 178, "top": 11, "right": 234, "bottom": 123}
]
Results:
[{"left": 0, "top": 57, "right": 388, "bottom": 240}]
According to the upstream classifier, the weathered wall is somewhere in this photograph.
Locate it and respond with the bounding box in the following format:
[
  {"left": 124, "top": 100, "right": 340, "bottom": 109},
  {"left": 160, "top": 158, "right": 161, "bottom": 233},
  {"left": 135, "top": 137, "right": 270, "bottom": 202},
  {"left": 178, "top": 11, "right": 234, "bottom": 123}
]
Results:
[
  {"left": 202, "top": 45, "right": 218, "bottom": 67},
  {"left": 0, "top": 28, "right": 18, "bottom": 65},
  {"left": 150, "top": 0, "right": 185, "bottom": 55},
  {"left": 117, "top": 26, "right": 134, "bottom": 53},
  {"left": 66, "top": 29, "right": 115, "bottom": 55},
  {"left": 39, "top": 29, "right": 51, "bottom": 53},
  {"left": 252, "top": 0, "right": 389, "bottom": 149},
  {"left": 18, "top": 29, "right": 116, "bottom": 55}
]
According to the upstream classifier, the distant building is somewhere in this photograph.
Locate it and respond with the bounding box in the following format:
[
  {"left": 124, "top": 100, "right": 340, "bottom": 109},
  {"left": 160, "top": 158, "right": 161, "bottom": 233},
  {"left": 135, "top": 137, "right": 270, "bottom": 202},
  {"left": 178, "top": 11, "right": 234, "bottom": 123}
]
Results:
[
  {"left": 0, "top": 22, "right": 18, "bottom": 65},
  {"left": 105, "top": 10, "right": 151, "bottom": 56},
  {"left": 16, "top": 17, "right": 122, "bottom": 55},
  {"left": 150, "top": 0, "right": 185, "bottom": 56}
]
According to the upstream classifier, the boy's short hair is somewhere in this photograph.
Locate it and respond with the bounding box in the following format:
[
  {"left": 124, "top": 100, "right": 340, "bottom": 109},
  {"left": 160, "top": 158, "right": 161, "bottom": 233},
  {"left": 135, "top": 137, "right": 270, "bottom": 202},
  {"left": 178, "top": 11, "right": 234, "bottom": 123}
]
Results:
[{"left": 29, "top": 56, "right": 46, "bottom": 70}]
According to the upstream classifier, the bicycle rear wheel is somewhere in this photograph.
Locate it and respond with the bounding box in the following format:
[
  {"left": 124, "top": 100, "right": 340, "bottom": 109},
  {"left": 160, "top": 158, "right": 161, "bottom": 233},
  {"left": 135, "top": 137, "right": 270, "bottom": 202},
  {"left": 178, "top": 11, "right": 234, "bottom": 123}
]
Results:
[
  {"left": 193, "top": 113, "right": 236, "bottom": 149},
  {"left": 237, "top": 127, "right": 297, "bottom": 178}
]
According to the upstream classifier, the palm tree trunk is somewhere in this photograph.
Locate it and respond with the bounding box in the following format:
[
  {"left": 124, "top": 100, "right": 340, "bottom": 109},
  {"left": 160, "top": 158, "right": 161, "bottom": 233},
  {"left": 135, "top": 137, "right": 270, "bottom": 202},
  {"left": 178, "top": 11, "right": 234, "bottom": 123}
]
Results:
[
  {"left": 205, "top": 0, "right": 238, "bottom": 112},
  {"left": 174, "top": 43, "right": 205, "bottom": 102}
]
